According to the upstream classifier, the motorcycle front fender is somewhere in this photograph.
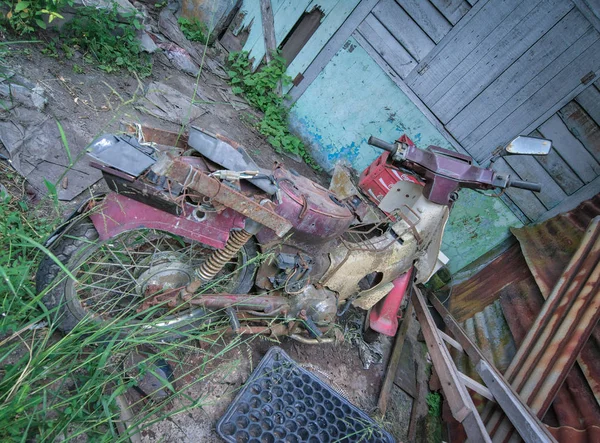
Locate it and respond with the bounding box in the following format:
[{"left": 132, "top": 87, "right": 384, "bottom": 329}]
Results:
[{"left": 88, "top": 193, "right": 246, "bottom": 249}]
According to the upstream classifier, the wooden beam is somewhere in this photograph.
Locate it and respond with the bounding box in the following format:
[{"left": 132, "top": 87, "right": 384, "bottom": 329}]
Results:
[
  {"left": 413, "top": 286, "right": 492, "bottom": 442},
  {"left": 427, "top": 290, "right": 557, "bottom": 443},
  {"left": 572, "top": 0, "right": 600, "bottom": 34},
  {"left": 377, "top": 302, "right": 414, "bottom": 415},
  {"left": 439, "top": 329, "right": 463, "bottom": 352},
  {"left": 457, "top": 371, "right": 495, "bottom": 402},
  {"left": 260, "top": 0, "right": 276, "bottom": 63}
]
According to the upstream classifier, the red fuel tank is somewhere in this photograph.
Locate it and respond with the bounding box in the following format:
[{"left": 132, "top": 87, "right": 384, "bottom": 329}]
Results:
[{"left": 258, "top": 167, "right": 355, "bottom": 244}]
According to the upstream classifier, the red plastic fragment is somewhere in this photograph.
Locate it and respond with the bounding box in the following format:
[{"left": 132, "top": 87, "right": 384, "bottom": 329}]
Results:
[{"left": 369, "top": 270, "right": 413, "bottom": 336}]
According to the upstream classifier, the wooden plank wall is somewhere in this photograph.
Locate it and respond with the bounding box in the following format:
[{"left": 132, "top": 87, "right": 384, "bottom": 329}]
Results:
[
  {"left": 353, "top": 0, "right": 600, "bottom": 222},
  {"left": 492, "top": 82, "right": 600, "bottom": 220},
  {"left": 355, "top": 0, "right": 473, "bottom": 79}
]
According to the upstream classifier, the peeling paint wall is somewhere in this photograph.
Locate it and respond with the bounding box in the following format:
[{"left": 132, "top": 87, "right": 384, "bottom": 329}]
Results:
[
  {"left": 235, "top": 0, "right": 360, "bottom": 74},
  {"left": 288, "top": 38, "right": 523, "bottom": 273}
]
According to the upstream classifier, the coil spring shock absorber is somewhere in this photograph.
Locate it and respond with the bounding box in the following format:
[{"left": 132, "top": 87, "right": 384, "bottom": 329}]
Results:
[
  {"left": 197, "top": 229, "right": 253, "bottom": 281},
  {"left": 184, "top": 219, "right": 262, "bottom": 294}
]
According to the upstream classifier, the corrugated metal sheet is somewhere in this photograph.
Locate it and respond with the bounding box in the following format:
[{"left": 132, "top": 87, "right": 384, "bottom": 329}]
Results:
[
  {"left": 446, "top": 195, "right": 600, "bottom": 442},
  {"left": 489, "top": 217, "right": 600, "bottom": 442},
  {"left": 448, "top": 244, "right": 536, "bottom": 323},
  {"left": 511, "top": 195, "right": 600, "bottom": 298}
]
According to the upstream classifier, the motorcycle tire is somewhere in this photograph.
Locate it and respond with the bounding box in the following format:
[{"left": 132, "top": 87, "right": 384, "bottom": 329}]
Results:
[{"left": 36, "top": 219, "right": 258, "bottom": 339}]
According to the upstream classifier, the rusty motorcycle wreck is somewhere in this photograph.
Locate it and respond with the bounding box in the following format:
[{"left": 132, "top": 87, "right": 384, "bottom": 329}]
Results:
[{"left": 37, "top": 126, "right": 550, "bottom": 342}]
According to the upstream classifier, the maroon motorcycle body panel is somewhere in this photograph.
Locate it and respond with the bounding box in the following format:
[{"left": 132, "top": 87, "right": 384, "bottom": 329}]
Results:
[
  {"left": 257, "top": 167, "right": 354, "bottom": 245},
  {"left": 90, "top": 193, "right": 246, "bottom": 249}
]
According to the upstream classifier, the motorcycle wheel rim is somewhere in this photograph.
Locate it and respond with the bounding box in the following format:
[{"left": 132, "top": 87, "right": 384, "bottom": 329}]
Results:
[{"left": 64, "top": 227, "right": 250, "bottom": 330}]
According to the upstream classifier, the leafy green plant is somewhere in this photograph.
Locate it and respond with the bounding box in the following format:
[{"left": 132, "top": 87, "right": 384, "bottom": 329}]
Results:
[
  {"left": 0, "top": 0, "right": 67, "bottom": 34},
  {"left": 426, "top": 392, "right": 442, "bottom": 417},
  {"left": 58, "top": 4, "right": 152, "bottom": 77},
  {"left": 178, "top": 16, "right": 208, "bottom": 44},
  {"left": 227, "top": 50, "right": 321, "bottom": 170}
]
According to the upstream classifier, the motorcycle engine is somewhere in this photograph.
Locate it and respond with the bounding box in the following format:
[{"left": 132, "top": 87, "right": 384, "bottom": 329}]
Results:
[{"left": 288, "top": 285, "right": 338, "bottom": 324}]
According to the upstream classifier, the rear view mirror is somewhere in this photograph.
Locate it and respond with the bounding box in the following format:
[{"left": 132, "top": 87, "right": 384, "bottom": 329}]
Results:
[{"left": 505, "top": 136, "right": 551, "bottom": 155}]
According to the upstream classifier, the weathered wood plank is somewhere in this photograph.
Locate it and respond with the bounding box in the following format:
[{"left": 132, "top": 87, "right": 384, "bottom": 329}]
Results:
[
  {"left": 397, "top": 0, "right": 452, "bottom": 44},
  {"left": 352, "top": 31, "right": 471, "bottom": 157},
  {"left": 466, "top": 0, "right": 477, "bottom": 6},
  {"left": 285, "top": 0, "right": 361, "bottom": 84},
  {"left": 575, "top": 83, "right": 600, "bottom": 126},
  {"left": 492, "top": 158, "right": 547, "bottom": 220},
  {"left": 539, "top": 114, "right": 600, "bottom": 183},
  {"left": 558, "top": 101, "right": 600, "bottom": 163},
  {"left": 463, "top": 29, "right": 600, "bottom": 150},
  {"left": 406, "top": 0, "right": 533, "bottom": 98},
  {"left": 529, "top": 129, "right": 584, "bottom": 195},
  {"left": 429, "top": 0, "right": 471, "bottom": 26},
  {"left": 538, "top": 174, "right": 600, "bottom": 221},
  {"left": 280, "top": 8, "right": 323, "bottom": 66},
  {"left": 260, "top": 0, "right": 277, "bottom": 62},
  {"left": 464, "top": 38, "right": 600, "bottom": 163},
  {"left": 447, "top": 8, "right": 592, "bottom": 141},
  {"left": 432, "top": 0, "right": 574, "bottom": 123},
  {"left": 372, "top": 0, "right": 435, "bottom": 62},
  {"left": 504, "top": 154, "right": 568, "bottom": 209},
  {"left": 357, "top": 14, "right": 417, "bottom": 79},
  {"left": 287, "top": 0, "right": 378, "bottom": 104},
  {"left": 572, "top": 0, "right": 600, "bottom": 34}
]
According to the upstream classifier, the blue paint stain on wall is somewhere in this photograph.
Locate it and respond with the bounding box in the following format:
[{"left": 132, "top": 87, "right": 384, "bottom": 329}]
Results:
[{"left": 289, "top": 37, "right": 523, "bottom": 273}]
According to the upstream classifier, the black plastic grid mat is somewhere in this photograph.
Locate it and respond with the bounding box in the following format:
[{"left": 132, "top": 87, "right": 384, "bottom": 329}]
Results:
[{"left": 217, "top": 347, "right": 395, "bottom": 443}]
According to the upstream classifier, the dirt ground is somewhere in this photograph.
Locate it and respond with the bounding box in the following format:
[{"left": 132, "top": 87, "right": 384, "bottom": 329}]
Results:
[{"left": 1, "top": 20, "right": 431, "bottom": 442}]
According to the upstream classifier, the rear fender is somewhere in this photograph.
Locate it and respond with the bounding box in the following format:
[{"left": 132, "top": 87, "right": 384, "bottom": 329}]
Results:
[
  {"left": 89, "top": 193, "right": 246, "bottom": 248},
  {"left": 44, "top": 194, "right": 106, "bottom": 248}
]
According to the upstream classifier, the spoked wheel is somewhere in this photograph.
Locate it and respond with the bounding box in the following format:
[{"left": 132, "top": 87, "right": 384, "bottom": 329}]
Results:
[{"left": 36, "top": 219, "right": 257, "bottom": 338}]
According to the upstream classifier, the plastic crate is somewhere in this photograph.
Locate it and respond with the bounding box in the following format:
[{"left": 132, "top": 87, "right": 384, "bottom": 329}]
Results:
[{"left": 217, "top": 347, "right": 395, "bottom": 443}]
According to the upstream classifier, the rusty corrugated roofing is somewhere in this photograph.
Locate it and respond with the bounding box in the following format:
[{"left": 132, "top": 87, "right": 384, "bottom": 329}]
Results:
[
  {"left": 446, "top": 194, "right": 600, "bottom": 442},
  {"left": 488, "top": 217, "right": 600, "bottom": 441}
]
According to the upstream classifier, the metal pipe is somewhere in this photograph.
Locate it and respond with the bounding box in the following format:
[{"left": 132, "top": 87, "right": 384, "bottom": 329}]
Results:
[{"left": 289, "top": 334, "right": 335, "bottom": 345}]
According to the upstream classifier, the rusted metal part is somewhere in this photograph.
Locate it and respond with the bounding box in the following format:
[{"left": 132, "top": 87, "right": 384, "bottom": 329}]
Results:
[
  {"left": 448, "top": 243, "right": 533, "bottom": 323},
  {"left": 90, "top": 193, "right": 245, "bottom": 249},
  {"left": 158, "top": 157, "right": 293, "bottom": 237},
  {"left": 271, "top": 167, "right": 354, "bottom": 242},
  {"left": 512, "top": 195, "right": 600, "bottom": 414},
  {"left": 443, "top": 196, "right": 600, "bottom": 442},
  {"left": 487, "top": 217, "right": 600, "bottom": 442},
  {"left": 377, "top": 302, "right": 414, "bottom": 415},
  {"left": 428, "top": 291, "right": 556, "bottom": 443},
  {"left": 413, "top": 286, "right": 492, "bottom": 442},
  {"left": 125, "top": 124, "right": 189, "bottom": 149},
  {"left": 511, "top": 194, "right": 600, "bottom": 298},
  {"left": 182, "top": 294, "right": 289, "bottom": 315}
]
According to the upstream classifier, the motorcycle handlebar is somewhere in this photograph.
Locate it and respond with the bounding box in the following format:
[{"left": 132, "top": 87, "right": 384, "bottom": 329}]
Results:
[
  {"left": 368, "top": 136, "right": 396, "bottom": 153},
  {"left": 508, "top": 179, "right": 542, "bottom": 192}
]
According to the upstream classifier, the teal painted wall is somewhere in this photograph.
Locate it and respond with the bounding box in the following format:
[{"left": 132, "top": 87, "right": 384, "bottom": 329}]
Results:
[
  {"left": 289, "top": 37, "right": 523, "bottom": 273},
  {"left": 236, "top": 0, "right": 360, "bottom": 76}
]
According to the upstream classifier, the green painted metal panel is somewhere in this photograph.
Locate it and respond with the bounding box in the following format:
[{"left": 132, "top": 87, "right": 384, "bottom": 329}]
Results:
[{"left": 289, "top": 37, "right": 523, "bottom": 272}]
